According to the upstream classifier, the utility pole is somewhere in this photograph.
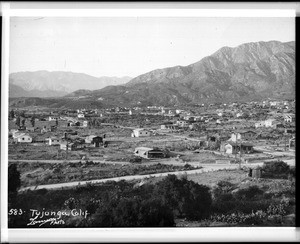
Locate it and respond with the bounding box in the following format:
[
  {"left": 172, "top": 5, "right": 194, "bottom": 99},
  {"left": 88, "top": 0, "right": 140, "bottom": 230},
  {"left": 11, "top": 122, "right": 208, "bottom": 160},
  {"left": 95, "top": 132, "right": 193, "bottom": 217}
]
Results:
[{"left": 239, "top": 140, "right": 242, "bottom": 170}]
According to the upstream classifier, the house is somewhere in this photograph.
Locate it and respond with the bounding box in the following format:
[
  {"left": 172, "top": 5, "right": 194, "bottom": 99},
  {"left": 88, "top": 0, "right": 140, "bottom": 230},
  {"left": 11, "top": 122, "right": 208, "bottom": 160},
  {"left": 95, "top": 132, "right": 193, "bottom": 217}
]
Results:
[
  {"left": 235, "top": 130, "right": 257, "bottom": 140},
  {"left": 45, "top": 137, "right": 60, "bottom": 146},
  {"left": 85, "top": 135, "right": 97, "bottom": 144},
  {"left": 78, "top": 113, "right": 85, "bottom": 118},
  {"left": 283, "top": 114, "right": 295, "bottom": 123},
  {"left": 255, "top": 121, "right": 265, "bottom": 128},
  {"left": 41, "top": 126, "right": 51, "bottom": 133},
  {"left": 176, "top": 120, "right": 189, "bottom": 127},
  {"left": 85, "top": 135, "right": 103, "bottom": 147},
  {"left": 229, "top": 132, "right": 242, "bottom": 142},
  {"left": 60, "top": 141, "right": 78, "bottom": 151},
  {"left": 131, "top": 129, "right": 152, "bottom": 137},
  {"left": 160, "top": 124, "right": 179, "bottom": 131},
  {"left": 134, "top": 147, "right": 165, "bottom": 159},
  {"left": 82, "top": 121, "right": 88, "bottom": 127},
  {"left": 220, "top": 141, "right": 254, "bottom": 154},
  {"left": 14, "top": 133, "right": 32, "bottom": 143},
  {"left": 49, "top": 116, "right": 59, "bottom": 121},
  {"left": 289, "top": 137, "right": 295, "bottom": 150},
  {"left": 26, "top": 126, "right": 35, "bottom": 132},
  {"left": 265, "top": 119, "right": 277, "bottom": 128}
]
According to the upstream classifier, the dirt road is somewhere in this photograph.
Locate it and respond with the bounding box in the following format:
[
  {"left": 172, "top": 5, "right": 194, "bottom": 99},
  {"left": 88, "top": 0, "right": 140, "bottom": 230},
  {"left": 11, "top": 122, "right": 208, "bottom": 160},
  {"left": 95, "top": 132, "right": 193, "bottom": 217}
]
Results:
[{"left": 19, "top": 162, "right": 268, "bottom": 192}]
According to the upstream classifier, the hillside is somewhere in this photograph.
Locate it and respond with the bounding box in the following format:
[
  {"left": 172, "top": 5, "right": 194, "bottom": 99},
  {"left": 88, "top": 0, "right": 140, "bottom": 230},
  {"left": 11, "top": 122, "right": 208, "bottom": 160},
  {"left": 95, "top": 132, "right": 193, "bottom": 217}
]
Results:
[
  {"left": 9, "top": 71, "right": 132, "bottom": 98},
  {"left": 81, "top": 40, "right": 295, "bottom": 106}
]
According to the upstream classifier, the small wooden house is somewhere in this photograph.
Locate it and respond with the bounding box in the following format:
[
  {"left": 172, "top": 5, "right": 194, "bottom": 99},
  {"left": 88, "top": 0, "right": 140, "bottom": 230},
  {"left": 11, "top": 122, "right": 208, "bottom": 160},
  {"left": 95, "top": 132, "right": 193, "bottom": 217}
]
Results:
[
  {"left": 134, "top": 147, "right": 165, "bottom": 159},
  {"left": 131, "top": 129, "right": 152, "bottom": 137},
  {"left": 45, "top": 137, "right": 60, "bottom": 146}
]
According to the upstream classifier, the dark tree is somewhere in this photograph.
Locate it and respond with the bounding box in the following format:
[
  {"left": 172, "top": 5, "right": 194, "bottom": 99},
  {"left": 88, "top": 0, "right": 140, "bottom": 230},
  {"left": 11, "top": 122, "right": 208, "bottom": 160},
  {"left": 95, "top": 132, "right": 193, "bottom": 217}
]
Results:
[
  {"left": 154, "top": 175, "right": 212, "bottom": 220},
  {"left": 8, "top": 164, "right": 21, "bottom": 193},
  {"left": 21, "top": 118, "right": 26, "bottom": 127},
  {"left": 15, "top": 117, "right": 21, "bottom": 127},
  {"left": 9, "top": 110, "right": 15, "bottom": 119},
  {"left": 30, "top": 117, "right": 35, "bottom": 127}
]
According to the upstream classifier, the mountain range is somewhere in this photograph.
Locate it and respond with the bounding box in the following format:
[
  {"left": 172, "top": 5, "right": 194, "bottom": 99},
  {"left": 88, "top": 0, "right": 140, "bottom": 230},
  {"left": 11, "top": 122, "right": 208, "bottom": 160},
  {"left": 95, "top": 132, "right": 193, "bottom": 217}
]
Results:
[
  {"left": 9, "top": 71, "right": 132, "bottom": 98},
  {"left": 9, "top": 40, "right": 295, "bottom": 108}
]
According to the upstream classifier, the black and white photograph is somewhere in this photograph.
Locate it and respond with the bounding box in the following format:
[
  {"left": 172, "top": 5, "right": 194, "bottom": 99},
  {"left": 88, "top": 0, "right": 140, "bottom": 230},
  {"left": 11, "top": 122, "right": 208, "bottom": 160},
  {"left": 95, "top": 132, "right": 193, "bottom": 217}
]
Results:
[{"left": 1, "top": 2, "right": 298, "bottom": 242}]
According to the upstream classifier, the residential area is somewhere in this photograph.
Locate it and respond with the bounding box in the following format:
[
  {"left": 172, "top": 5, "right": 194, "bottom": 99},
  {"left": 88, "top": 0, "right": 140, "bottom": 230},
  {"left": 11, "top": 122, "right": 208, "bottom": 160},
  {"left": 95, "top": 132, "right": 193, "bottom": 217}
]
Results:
[{"left": 8, "top": 98, "right": 296, "bottom": 227}]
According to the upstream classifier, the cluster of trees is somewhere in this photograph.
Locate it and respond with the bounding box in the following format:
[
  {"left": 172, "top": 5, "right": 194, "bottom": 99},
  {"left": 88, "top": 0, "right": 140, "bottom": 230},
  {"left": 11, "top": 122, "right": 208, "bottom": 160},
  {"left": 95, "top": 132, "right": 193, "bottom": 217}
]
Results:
[
  {"left": 8, "top": 163, "right": 295, "bottom": 228},
  {"left": 8, "top": 167, "right": 212, "bottom": 227}
]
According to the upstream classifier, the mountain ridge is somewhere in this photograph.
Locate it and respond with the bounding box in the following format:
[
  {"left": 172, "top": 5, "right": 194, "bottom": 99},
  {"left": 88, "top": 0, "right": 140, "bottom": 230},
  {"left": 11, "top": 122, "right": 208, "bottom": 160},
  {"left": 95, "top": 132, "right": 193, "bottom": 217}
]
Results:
[
  {"left": 9, "top": 40, "right": 295, "bottom": 108},
  {"left": 9, "top": 71, "right": 132, "bottom": 98}
]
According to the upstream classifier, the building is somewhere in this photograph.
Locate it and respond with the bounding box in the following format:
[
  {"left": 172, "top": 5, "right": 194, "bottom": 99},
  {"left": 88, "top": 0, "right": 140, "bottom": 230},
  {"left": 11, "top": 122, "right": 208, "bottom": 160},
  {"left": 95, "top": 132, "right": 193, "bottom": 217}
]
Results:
[
  {"left": 160, "top": 124, "right": 179, "bottom": 131},
  {"left": 283, "top": 114, "right": 295, "bottom": 123},
  {"left": 229, "top": 132, "right": 242, "bottom": 142},
  {"left": 14, "top": 134, "right": 32, "bottom": 143},
  {"left": 176, "top": 120, "right": 189, "bottom": 127},
  {"left": 265, "top": 119, "right": 277, "bottom": 128},
  {"left": 134, "top": 147, "right": 165, "bottom": 159},
  {"left": 255, "top": 121, "right": 265, "bottom": 128},
  {"left": 26, "top": 126, "right": 35, "bottom": 132},
  {"left": 45, "top": 137, "right": 60, "bottom": 146},
  {"left": 82, "top": 121, "right": 88, "bottom": 127},
  {"left": 131, "top": 129, "right": 152, "bottom": 137},
  {"left": 85, "top": 135, "right": 103, "bottom": 147},
  {"left": 60, "top": 141, "right": 77, "bottom": 151},
  {"left": 78, "top": 113, "right": 85, "bottom": 118},
  {"left": 220, "top": 141, "right": 254, "bottom": 154},
  {"left": 49, "top": 116, "right": 59, "bottom": 121}
]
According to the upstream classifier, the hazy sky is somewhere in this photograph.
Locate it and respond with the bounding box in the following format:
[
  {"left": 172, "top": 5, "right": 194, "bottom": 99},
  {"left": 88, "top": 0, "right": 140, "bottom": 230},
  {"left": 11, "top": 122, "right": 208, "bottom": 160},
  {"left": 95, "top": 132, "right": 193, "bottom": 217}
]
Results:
[{"left": 9, "top": 17, "right": 295, "bottom": 78}]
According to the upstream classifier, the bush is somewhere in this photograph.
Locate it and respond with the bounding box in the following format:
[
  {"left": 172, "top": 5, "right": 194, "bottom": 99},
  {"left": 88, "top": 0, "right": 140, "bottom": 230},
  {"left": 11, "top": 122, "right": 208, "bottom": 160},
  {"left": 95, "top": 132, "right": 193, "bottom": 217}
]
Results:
[
  {"left": 8, "top": 164, "right": 21, "bottom": 193},
  {"left": 154, "top": 175, "right": 212, "bottom": 220},
  {"left": 234, "top": 185, "right": 264, "bottom": 201},
  {"left": 212, "top": 181, "right": 236, "bottom": 201},
  {"left": 262, "top": 161, "right": 290, "bottom": 179}
]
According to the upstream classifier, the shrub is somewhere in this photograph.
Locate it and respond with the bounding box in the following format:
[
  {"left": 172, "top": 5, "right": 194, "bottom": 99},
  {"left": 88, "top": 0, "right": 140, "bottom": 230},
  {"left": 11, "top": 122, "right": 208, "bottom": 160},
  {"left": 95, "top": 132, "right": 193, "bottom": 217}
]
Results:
[
  {"left": 234, "top": 185, "right": 264, "bottom": 201},
  {"left": 262, "top": 161, "right": 290, "bottom": 179},
  {"left": 8, "top": 164, "right": 21, "bottom": 193},
  {"left": 154, "top": 175, "right": 212, "bottom": 220},
  {"left": 212, "top": 181, "right": 236, "bottom": 201}
]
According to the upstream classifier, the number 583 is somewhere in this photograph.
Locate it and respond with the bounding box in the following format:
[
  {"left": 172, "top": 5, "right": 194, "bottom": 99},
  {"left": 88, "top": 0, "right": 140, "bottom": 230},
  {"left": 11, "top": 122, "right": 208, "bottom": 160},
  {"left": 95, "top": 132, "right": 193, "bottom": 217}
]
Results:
[{"left": 8, "top": 209, "right": 23, "bottom": 215}]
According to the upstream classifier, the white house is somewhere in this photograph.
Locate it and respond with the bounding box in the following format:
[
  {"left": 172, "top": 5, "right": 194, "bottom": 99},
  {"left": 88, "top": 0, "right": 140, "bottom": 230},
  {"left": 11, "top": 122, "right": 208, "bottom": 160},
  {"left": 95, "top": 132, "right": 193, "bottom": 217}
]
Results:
[
  {"left": 265, "top": 119, "right": 276, "bottom": 128},
  {"left": 45, "top": 137, "right": 60, "bottom": 146},
  {"left": 229, "top": 132, "right": 242, "bottom": 142},
  {"left": 223, "top": 143, "right": 233, "bottom": 154},
  {"left": 49, "top": 116, "right": 59, "bottom": 121},
  {"left": 176, "top": 120, "right": 189, "bottom": 127},
  {"left": 283, "top": 114, "right": 294, "bottom": 123},
  {"left": 131, "top": 129, "right": 151, "bottom": 137},
  {"left": 78, "top": 113, "right": 85, "bottom": 118},
  {"left": 82, "top": 121, "right": 88, "bottom": 127},
  {"left": 255, "top": 121, "right": 265, "bottom": 128},
  {"left": 14, "top": 134, "right": 32, "bottom": 143}
]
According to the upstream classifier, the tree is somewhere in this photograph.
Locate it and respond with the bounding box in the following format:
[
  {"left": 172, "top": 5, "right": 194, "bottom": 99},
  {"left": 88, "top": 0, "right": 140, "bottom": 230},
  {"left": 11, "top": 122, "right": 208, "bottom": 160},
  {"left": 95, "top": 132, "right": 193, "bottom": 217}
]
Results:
[
  {"left": 154, "top": 175, "right": 212, "bottom": 220},
  {"left": 30, "top": 117, "right": 35, "bottom": 127},
  {"left": 9, "top": 110, "right": 15, "bottom": 119},
  {"left": 56, "top": 118, "right": 58, "bottom": 126},
  {"left": 15, "top": 117, "right": 21, "bottom": 127},
  {"left": 21, "top": 118, "right": 26, "bottom": 127},
  {"left": 8, "top": 164, "right": 21, "bottom": 193}
]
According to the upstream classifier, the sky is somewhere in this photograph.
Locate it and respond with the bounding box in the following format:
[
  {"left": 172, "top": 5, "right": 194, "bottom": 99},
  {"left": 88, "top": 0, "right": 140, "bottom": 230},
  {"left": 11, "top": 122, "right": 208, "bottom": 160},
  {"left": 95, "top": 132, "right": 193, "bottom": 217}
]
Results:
[{"left": 9, "top": 17, "right": 295, "bottom": 78}]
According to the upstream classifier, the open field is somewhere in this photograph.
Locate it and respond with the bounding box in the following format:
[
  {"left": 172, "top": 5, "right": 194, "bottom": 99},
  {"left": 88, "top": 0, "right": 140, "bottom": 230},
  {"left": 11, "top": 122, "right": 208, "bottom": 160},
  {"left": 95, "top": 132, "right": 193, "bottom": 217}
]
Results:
[{"left": 11, "top": 161, "right": 198, "bottom": 187}]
